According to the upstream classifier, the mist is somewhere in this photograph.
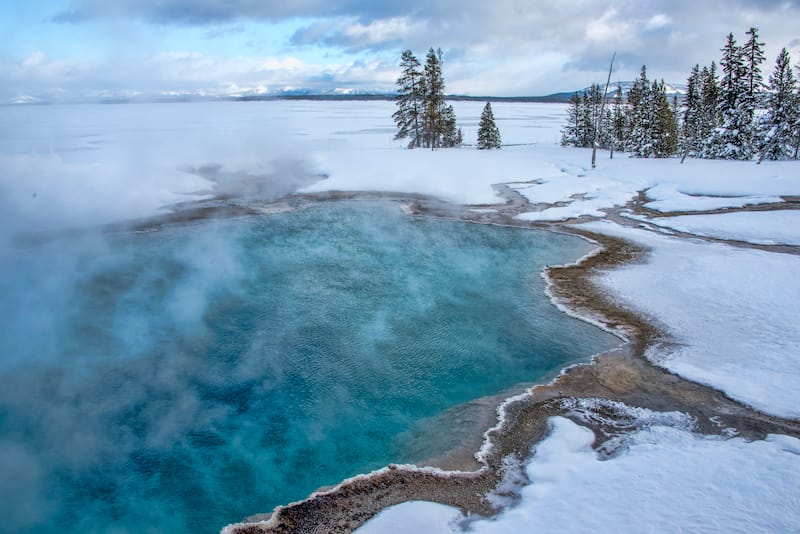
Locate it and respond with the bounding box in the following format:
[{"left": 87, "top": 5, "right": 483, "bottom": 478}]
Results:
[{"left": 0, "top": 101, "right": 335, "bottom": 241}]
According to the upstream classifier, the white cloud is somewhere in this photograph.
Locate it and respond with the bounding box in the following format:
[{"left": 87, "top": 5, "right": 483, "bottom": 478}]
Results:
[
  {"left": 585, "top": 8, "right": 630, "bottom": 42},
  {"left": 21, "top": 52, "right": 47, "bottom": 67},
  {"left": 342, "top": 17, "right": 416, "bottom": 44},
  {"left": 646, "top": 14, "right": 672, "bottom": 30}
]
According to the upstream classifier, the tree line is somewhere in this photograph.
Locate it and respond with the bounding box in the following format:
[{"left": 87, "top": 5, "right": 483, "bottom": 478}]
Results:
[
  {"left": 561, "top": 27, "right": 800, "bottom": 162},
  {"left": 393, "top": 48, "right": 501, "bottom": 150}
]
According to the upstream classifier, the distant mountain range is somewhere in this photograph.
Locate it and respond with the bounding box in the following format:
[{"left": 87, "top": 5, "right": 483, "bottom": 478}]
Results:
[
  {"left": 545, "top": 81, "right": 688, "bottom": 102},
  {"left": 6, "top": 81, "right": 688, "bottom": 105}
]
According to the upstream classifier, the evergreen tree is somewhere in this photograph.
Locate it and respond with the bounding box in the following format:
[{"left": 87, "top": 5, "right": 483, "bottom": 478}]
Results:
[
  {"left": 793, "top": 60, "right": 800, "bottom": 158},
  {"left": 477, "top": 102, "right": 501, "bottom": 149},
  {"left": 699, "top": 62, "right": 720, "bottom": 156},
  {"left": 580, "top": 92, "right": 594, "bottom": 147},
  {"left": 710, "top": 33, "right": 751, "bottom": 159},
  {"left": 587, "top": 83, "right": 604, "bottom": 147},
  {"left": 652, "top": 80, "right": 678, "bottom": 157},
  {"left": 681, "top": 65, "right": 704, "bottom": 159},
  {"left": 611, "top": 85, "right": 627, "bottom": 157},
  {"left": 423, "top": 48, "right": 446, "bottom": 149},
  {"left": 561, "top": 92, "right": 582, "bottom": 147},
  {"left": 627, "top": 66, "right": 655, "bottom": 157},
  {"left": 441, "top": 104, "right": 462, "bottom": 148},
  {"left": 599, "top": 107, "right": 614, "bottom": 150},
  {"left": 393, "top": 50, "right": 425, "bottom": 148},
  {"left": 757, "top": 48, "right": 798, "bottom": 160},
  {"left": 741, "top": 27, "right": 766, "bottom": 114},
  {"left": 394, "top": 47, "right": 460, "bottom": 149}
]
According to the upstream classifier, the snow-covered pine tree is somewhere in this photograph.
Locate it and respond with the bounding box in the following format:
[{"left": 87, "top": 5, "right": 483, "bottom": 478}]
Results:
[
  {"left": 681, "top": 65, "right": 703, "bottom": 160},
  {"left": 588, "top": 83, "right": 604, "bottom": 148},
  {"left": 710, "top": 33, "right": 751, "bottom": 159},
  {"left": 423, "top": 48, "right": 446, "bottom": 149},
  {"left": 757, "top": 48, "right": 798, "bottom": 160},
  {"left": 560, "top": 92, "right": 582, "bottom": 147},
  {"left": 627, "top": 66, "right": 655, "bottom": 157},
  {"left": 699, "top": 62, "right": 720, "bottom": 157},
  {"left": 652, "top": 80, "right": 678, "bottom": 157},
  {"left": 599, "top": 107, "right": 614, "bottom": 150},
  {"left": 792, "top": 59, "right": 800, "bottom": 158},
  {"left": 393, "top": 50, "right": 425, "bottom": 148},
  {"left": 741, "top": 27, "right": 766, "bottom": 114},
  {"left": 580, "top": 91, "right": 594, "bottom": 147},
  {"left": 477, "top": 102, "right": 501, "bottom": 149},
  {"left": 574, "top": 84, "right": 603, "bottom": 148},
  {"left": 610, "top": 85, "right": 627, "bottom": 158}
]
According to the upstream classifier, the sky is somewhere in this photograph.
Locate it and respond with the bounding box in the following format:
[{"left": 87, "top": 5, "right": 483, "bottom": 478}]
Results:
[{"left": 1, "top": 0, "right": 800, "bottom": 101}]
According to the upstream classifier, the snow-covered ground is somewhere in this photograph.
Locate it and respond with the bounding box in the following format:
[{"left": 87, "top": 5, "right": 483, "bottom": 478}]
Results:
[
  {"left": 624, "top": 210, "right": 800, "bottom": 246},
  {"left": 359, "top": 416, "right": 800, "bottom": 533}
]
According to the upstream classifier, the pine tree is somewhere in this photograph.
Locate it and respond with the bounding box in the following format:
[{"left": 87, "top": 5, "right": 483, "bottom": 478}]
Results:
[
  {"left": 580, "top": 92, "right": 594, "bottom": 147},
  {"left": 793, "top": 60, "right": 800, "bottom": 158},
  {"left": 441, "top": 104, "right": 462, "bottom": 148},
  {"left": 627, "top": 66, "right": 655, "bottom": 157},
  {"left": 599, "top": 107, "right": 614, "bottom": 150},
  {"left": 393, "top": 50, "right": 425, "bottom": 148},
  {"left": 423, "top": 48, "right": 446, "bottom": 149},
  {"left": 611, "top": 85, "right": 627, "bottom": 157},
  {"left": 681, "top": 65, "right": 703, "bottom": 159},
  {"left": 740, "top": 27, "right": 766, "bottom": 154},
  {"left": 652, "top": 80, "right": 678, "bottom": 157},
  {"left": 587, "top": 83, "right": 603, "bottom": 148},
  {"left": 710, "top": 33, "right": 751, "bottom": 159},
  {"left": 699, "top": 62, "right": 720, "bottom": 157},
  {"left": 477, "top": 102, "right": 501, "bottom": 149},
  {"left": 741, "top": 27, "right": 766, "bottom": 114},
  {"left": 757, "top": 48, "right": 798, "bottom": 160},
  {"left": 561, "top": 92, "right": 582, "bottom": 147}
]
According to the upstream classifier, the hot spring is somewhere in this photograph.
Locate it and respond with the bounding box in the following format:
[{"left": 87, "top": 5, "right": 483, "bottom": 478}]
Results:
[{"left": 0, "top": 201, "right": 618, "bottom": 533}]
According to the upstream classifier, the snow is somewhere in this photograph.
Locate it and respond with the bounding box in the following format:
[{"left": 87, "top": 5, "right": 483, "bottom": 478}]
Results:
[
  {"left": 580, "top": 219, "right": 800, "bottom": 419},
  {"left": 304, "top": 148, "right": 547, "bottom": 205},
  {"left": 625, "top": 210, "right": 800, "bottom": 246},
  {"left": 510, "top": 155, "right": 798, "bottom": 221},
  {"left": 642, "top": 185, "right": 783, "bottom": 212},
  {"left": 359, "top": 416, "right": 800, "bottom": 534}
]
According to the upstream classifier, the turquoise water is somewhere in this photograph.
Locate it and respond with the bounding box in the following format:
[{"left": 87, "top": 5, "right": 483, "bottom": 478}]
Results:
[{"left": 0, "top": 202, "right": 618, "bottom": 533}]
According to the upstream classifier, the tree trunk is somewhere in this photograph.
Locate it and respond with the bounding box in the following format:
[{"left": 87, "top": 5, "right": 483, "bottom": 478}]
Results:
[{"left": 592, "top": 52, "right": 616, "bottom": 169}]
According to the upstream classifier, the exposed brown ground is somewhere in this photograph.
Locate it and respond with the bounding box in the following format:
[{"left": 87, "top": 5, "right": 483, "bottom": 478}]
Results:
[{"left": 222, "top": 190, "right": 800, "bottom": 534}]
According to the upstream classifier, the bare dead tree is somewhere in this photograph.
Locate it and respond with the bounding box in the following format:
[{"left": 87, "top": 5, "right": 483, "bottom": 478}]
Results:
[{"left": 592, "top": 52, "right": 616, "bottom": 169}]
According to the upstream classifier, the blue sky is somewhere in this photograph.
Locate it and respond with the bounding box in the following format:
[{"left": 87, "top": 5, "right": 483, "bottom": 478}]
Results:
[{"left": 2, "top": 0, "right": 800, "bottom": 101}]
